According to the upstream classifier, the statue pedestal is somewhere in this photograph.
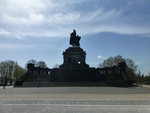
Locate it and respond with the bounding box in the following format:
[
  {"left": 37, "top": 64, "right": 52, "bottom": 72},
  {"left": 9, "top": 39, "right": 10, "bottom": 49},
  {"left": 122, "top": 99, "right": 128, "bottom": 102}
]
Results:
[
  {"left": 51, "top": 46, "right": 98, "bottom": 82},
  {"left": 60, "top": 46, "right": 89, "bottom": 68}
]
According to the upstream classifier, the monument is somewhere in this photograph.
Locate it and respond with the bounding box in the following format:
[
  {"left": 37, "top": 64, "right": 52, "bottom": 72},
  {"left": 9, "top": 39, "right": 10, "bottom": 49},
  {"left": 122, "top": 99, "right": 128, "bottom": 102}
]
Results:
[
  {"left": 50, "top": 29, "right": 101, "bottom": 82},
  {"left": 14, "top": 30, "right": 132, "bottom": 87},
  {"left": 60, "top": 29, "right": 89, "bottom": 68}
]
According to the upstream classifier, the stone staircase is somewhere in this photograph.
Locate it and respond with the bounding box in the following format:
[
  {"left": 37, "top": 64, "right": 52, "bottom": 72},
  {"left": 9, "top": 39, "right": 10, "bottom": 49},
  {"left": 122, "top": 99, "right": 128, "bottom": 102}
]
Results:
[
  {"left": 23, "top": 74, "right": 50, "bottom": 87},
  {"left": 23, "top": 82, "right": 52, "bottom": 87}
]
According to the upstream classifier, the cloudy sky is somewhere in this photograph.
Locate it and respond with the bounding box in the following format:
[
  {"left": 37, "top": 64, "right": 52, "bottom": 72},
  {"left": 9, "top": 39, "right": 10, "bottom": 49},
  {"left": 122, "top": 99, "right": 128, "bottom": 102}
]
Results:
[{"left": 0, "top": 0, "right": 150, "bottom": 75}]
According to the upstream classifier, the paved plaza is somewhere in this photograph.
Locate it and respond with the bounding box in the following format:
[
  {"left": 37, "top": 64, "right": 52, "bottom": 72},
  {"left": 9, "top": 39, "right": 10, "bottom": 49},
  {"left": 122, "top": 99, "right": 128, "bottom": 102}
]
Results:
[{"left": 0, "top": 86, "right": 150, "bottom": 113}]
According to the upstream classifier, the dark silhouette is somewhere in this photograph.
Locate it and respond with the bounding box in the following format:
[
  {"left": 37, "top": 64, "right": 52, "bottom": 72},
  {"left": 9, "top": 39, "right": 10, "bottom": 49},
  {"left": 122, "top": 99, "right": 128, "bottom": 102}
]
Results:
[
  {"left": 2, "top": 77, "right": 6, "bottom": 89},
  {"left": 70, "top": 29, "right": 81, "bottom": 46},
  {"left": 14, "top": 30, "right": 133, "bottom": 87}
]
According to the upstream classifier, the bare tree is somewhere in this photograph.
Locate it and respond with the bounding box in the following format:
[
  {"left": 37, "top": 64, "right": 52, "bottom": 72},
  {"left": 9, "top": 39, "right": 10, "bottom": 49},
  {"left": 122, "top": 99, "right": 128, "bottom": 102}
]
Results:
[
  {"left": 27, "top": 59, "right": 37, "bottom": 64},
  {"left": 53, "top": 64, "right": 60, "bottom": 68},
  {"left": 0, "top": 60, "right": 17, "bottom": 85},
  {"left": 25, "top": 59, "right": 37, "bottom": 67},
  {"left": 99, "top": 55, "right": 138, "bottom": 81},
  {"left": 13, "top": 63, "right": 27, "bottom": 80},
  {"left": 26, "top": 59, "right": 47, "bottom": 68},
  {"left": 37, "top": 61, "right": 47, "bottom": 68}
]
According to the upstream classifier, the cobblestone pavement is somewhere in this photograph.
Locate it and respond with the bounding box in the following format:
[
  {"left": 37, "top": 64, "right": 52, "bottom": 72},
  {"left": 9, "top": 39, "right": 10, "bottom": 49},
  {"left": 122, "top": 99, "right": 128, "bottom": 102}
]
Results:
[
  {"left": 0, "top": 100, "right": 150, "bottom": 113},
  {"left": 0, "top": 86, "right": 150, "bottom": 113},
  {"left": 1, "top": 86, "right": 150, "bottom": 94},
  {"left": 0, "top": 99, "right": 150, "bottom": 105}
]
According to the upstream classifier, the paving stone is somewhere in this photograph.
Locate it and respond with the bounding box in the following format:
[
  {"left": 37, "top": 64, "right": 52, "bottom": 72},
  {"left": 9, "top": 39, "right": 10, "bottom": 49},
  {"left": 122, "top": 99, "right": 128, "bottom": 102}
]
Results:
[
  {"left": 0, "top": 87, "right": 150, "bottom": 113},
  {"left": 0, "top": 99, "right": 150, "bottom": 105},
  {"left": 0, "top": 104, "right": 150, "bottom": 113}
]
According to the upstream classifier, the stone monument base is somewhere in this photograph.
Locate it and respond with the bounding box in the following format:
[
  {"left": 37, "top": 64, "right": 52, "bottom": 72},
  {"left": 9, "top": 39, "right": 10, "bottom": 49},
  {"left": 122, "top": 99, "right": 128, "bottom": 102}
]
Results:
[
  {"left": 50, "top": 67, "right": 103, "bottom": 82},
  {"left": 14, "top": 30, "right": 133, "bottom": 87}
]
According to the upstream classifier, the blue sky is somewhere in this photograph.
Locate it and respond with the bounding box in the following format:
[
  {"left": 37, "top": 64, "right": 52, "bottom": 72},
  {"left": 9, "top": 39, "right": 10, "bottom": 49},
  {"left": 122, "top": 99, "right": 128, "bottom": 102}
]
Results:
[{"left": 0, "top": 0, "right": 150, "bottom": 75}]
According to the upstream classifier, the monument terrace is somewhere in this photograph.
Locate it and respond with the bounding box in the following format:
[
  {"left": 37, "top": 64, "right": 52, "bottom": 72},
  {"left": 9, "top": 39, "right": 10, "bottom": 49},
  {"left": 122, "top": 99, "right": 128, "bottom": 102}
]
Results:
[{"left": 14, "top": 30, "right": 132, "bottom": 87}]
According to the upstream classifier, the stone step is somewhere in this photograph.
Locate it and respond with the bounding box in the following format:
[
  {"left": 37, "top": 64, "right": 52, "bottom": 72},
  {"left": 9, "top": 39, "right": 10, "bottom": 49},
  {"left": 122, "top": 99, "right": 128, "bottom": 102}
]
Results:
[
  {"left": 23, "top": 82, "right": 51, "bottom": 87},
  {"left": 48, "top": 82, "right": 107, "bottom": 87},
  {"left": 22, "top": 82, "right": 107, "bottom": 87},
  {"left": 23, "top": 82, "right": 37, "bottom": 87},
  {"left": 24, "top": 78, "right": 49, "bottom": 82},
  {"left": 24, "top": 74, "right": 50, "bottom": 82}
]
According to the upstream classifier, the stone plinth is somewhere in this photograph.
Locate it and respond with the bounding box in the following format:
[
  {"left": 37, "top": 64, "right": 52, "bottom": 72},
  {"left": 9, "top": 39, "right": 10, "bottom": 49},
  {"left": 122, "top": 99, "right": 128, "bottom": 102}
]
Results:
[{"left": 60, "top": 46, "right": 89, "bottom": 68}]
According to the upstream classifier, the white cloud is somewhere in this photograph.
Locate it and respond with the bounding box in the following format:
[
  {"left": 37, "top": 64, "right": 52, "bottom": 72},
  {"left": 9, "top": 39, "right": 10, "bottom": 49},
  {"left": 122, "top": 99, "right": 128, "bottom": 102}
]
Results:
[
  {"left": 0, "top": 0, "right": 48, "bottom": 14},
  {"left": 47, "top": 12, "right": 80, "bottom": 24},
  {"left": 0, "top": 44, "right": 36, "bottom": 49},
  {"left": 86, "top": 25, "right": 150, "bottom": 36},
  {"left": 143, "top": 34, "right": 150, "bottom": 38},
  {"left": 97, "top": 55, "right": 107, "bottom": 59},
  {"left": 0, "top": 28, "right": 11, "bottom": 35},
  {"left": 2, "top": 14, "right": 45, "bottom": 25},
  {"left": 0, "top": 0, "right": 47, "bottom": 25},
  {"left": 0, "top": 43, "right": 55, "bottom": 50},
  {"left": 0, "top": 0, "right": 150, "bottom": 39}
]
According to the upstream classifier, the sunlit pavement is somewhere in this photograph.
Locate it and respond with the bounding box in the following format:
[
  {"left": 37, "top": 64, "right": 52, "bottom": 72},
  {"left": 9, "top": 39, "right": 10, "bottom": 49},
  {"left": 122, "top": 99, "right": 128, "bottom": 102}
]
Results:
[{"left": 0, "top": 86, "right": 150, "bottom": 113}]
